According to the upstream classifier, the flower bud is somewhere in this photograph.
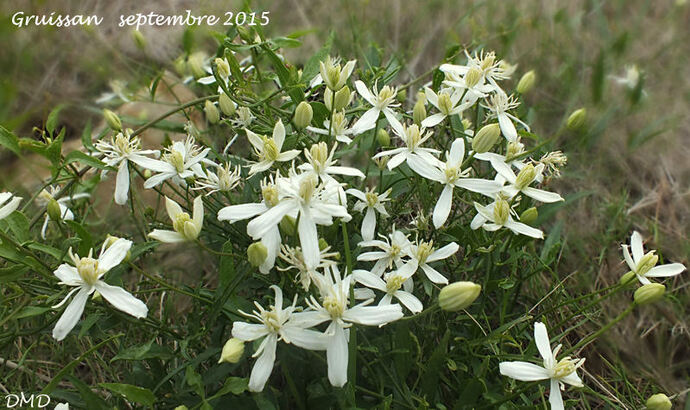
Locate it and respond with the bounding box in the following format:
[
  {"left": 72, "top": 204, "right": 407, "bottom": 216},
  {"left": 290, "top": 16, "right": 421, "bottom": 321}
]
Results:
[
  {"left": 280, "top": 216, "right": 297, "bottom": 236},
  {"left": 293, "top": 101, "right": 313, "bottom": 129},
  {"left": 215, "top": 57, "right": 230, "bottom": 79},
  {"left": 247, "top": 242, "right": 268, "bottom": 268},
  {"left": 645, "top": 393, "right": 672, "bottom": 410},
  {"left": 204, "top": 101, "right": 220, "bottom": 124},
  {"left": 377, "top": 129, "right": 390, "bottom": 147},
  {"left": 187, "top": 52, "right": 207, "bottom": 79},
  {"left": 144, "top": 169, "right": 152, "bottom": 179},
  {"left": 174, "top": 56, "right": 187, "bottom": 76},
  {"left": 520, "top": 207, "right": 538, "bottom": 226},
  {"left": 219, "top": 93, "right": 236, "bottom": 116},
  {"left": 516, "top": 70, "right": 536, "bottom": 94},
  {"left": 333, "top": 85, "right": 351, "bottom": 111},
  {"left": 92, "top": 290, "right": 102, "bottom": 301},
  {"left": 439, "top": 281, "right": 481, "bottom": 311},
  {"left": 174, "top": 406, "right": 189, "bottom": 410},
  {"left": 462, "top": 118, "right": 472, "bottom": 130},
  {"left": 566, "top": 108, "right": 587, "bottom": 131},
  {"left": 396, "top": 89, "right": 407, "bottom": 104},
  {"left": 318, "top": 238, "right": 329, "bottom": 251},
  {"left": 619, "top": 271, "right": 637, "bottom": 285},
  {"left": 464, "top": 67, "right": 482, "bottom": 88},
  {"left": 515, "top": 164, "right": 536, "bottom": 190},
  {"left": 218, "top": 338, "right": 245, "bottom": 364},
  {"left": 413, "top": 99, "right": 427, "bottom": 126},
  {"left": 103, "top": 109, "right": 122, "bottom": 132},
  {"left": 634, "top": 283, "right": 665, "bottom": 306},
  {"left": 471, "top": 123, "right": 501, "bottom": 153},
  {"left": 131, "top": 29, "right": 146, "bottom": 50},
  {"left": 47, "top": 198, "right": 62, "bottom": 221}
]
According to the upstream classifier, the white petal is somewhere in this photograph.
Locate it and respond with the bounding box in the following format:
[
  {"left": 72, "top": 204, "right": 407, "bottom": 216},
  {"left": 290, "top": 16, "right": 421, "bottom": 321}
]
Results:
[
  {"left": 350, "top": 108, "right": 380, "bottom": 134},
  {"left": 646, "top": 263, "right": 686, "bottom": 277},
  {"left": 432, "top": 185, "right": 453, "bottom": 228},
  {"left": 420, "top": 264, "right": 448, "bottom": 284},
  {"left": 327, "top": 323, "right": 349, "bottom": 387},
  {"left": 395, "top": 291, "right": 423, "bottom": 314},
  {"left": 0, "top": 196, "right": 21, "bottom": 220},
  {"left": 622, "top": 245, "right": 636, "bottom": 271},
  {"left": 282, "top": 326, "right": 329, "bottom": 351},
  {"left": 636, "top": 274, "right": 652, "bottom": 285},
  {"left": 326, "top": 166, "right": 365, "bottom": 178},
  {"left": 382, "top": 109, "right": 403, "bottom": 134},
  {"left": 54, "top": 264, "right": 82, "bottom": 286},
  {"left": 143, "top": 172, "right": 173, "bottom": 189},
  {"left": 534, "top": 322, "right": 554, "bottom": 363},
  {"left": 522, "top": 187, "right": 563, "bottom": 203},
  {"left": 95, "top": 281, "right": 148, "bottom": 318},
  {"left": 277, "top": 149, "right": 300, "bottom": 162},
  {"left": 361, "top": 208, "right": 376, "bottom": 241},
  {"left": 424, "top": 87, "right": 439, "bottom": 107},
  {"left": 427, "top": 242, "right": 459, "bottom": 263},
  {"left": 232, "top": 322, "right": 269, "bottom": 341},
  {"left": 114, "top": 161, "right": 130, "bottom": 205},
  {"left": 448, "top": 139, "right": 465, "bottom": 165},
  {"left": 52, "top": 287, "right": 91, "bottom": 341},
  {"left": 247, "top": 200, "right": 295, "bottom": 239},
  {"left": 386, "top": 152, "right": 408, "bottom": 170},
  {"left": 421, "top": 113, "right": 446, "bottom": 128},
  {"left": 192, "top": 195, "right": 204, "bottom": 230},
  {"left": 164, "top": 197, "right": 183, "bottom": 220},
  {"left": 489, "top": 158, "right": 517, "bottom": 183},
  {"left": 455, "top": 178, "right": 502, "bottom": 196},
  {"left": 498, "top": 361, "right": 549, "bottom": 381},
  {"left": 343, "top": 304, "right": 403, "bottom": 326},
  {"left": 406, "top": 154, "right": 444, "bottom": 182},
  {"left": 130, "top": 157, "right": 172, "bottom": 173},
  {"left": 218, "top": 203, "right": 267, "bottom": 223},
  {"left": 273, "top": 119, "right": 285, "bottom": 149},
  {"left": 549, "top": 378, "right": 564, "bottom": 410},
  {"left": 248, "top": 334, "right": 277, "bottom": 392},
  {"left": 98, "top": 238, "right": 133, "bottom": 273},
  {"left": 298, "top": 209, "right": 320, "bottom": 270},
  {"left": 505, "top": 220, "right": 544, "bottom": 239},
  {"left": 352, "top": 270, "right": 387, "bottom": 291},
  {"left": 259, "top": 226, "right": 281, "bottom": 274},
  {"left": 560, "top": 370, "right": 583, "bottom": 387},
  {"left": 354, "top": 80, "right": 374, "bottom": 105},
  {"left": 148, "top": 229, "right": 186, "bottom": 243},
  {"left": 630, "top": 231, "right": 644, "bottom": 263},
  {"left": 498, "top": 113, "right": 517, "bottom": 142}
]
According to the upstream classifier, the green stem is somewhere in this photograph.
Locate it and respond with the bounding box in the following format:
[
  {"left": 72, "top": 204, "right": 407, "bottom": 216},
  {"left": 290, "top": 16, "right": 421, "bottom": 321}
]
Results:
[{"left": 565, "top": 304, "right": 635, "bottom": 355}]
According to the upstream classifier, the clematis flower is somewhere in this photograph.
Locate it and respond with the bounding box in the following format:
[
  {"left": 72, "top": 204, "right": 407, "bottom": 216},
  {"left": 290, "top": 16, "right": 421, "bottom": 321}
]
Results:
[
  {"left": 231, "top": 285, "right": 329, "bottom": 392},
  {"left": 403, "top": 238, "right": 459, "bottom": 284},
  {"left": 499, "top": 322, "right": 585, "bottom": 410},
  {"left": 193, "top": 162, "right": 242, "bottom": 195},
  {"left": 306, "top": 110, "right": 360, "bottom": 144},
  {"left": 318, "top": 56, "right": 356, "bottom": 91},
  {"left": 218, "top": 178, "right": 285, "bottom": 274},
  {"left": 489, "top": 160, "right": 562, "bottom": 203},
  {"left": 51, "top": 238, "right": 148, "bottom": 341},
  {"left": 421, "top": 87, "right": 471, "bottom": 128},
  {"left": 482, "top": 93, "right": 530, "bottom": 142},
  {"left": 140, "top": 136, "right": 210, "bottom": 188},
  {"left": 471, "top": 198, "right": 543, "bottom": 238},
  {"left": 372, "top": 123, "right": 439, "bottom": 170},
  {"left": 278, "top": 244, "right": 339, "bottom": 291},
  {"left": 474, "top": 138, "right": 538, "bottom": 178},
  {"left": 299, "top": 142, "right": 365, "bottom": 203},
  {"left": 148, "top": 196, "right": 204, "bottom": 243},
  {"left": 37, "top": 186, "right": 90, "bottom": 240},
  {"left": 246, "top": 119, "right": 299, "bottom": 175},
  {"left": 94, "top": 129, "right": 160, "bottom": 205},
  {"left": 407, "top": 138, "right": 501, "bottom": 228},
  {"left": 351, "top": 80, "right": 403, "bottom": 133},
  {"left": 440, "top": 50, "right": 513, "bottom": 95},
  {"left": 297, "top": 266, "right": 403, "bottom": 387},
  {"left": 0, "top": 192, "right": 22, "bottom": 220},
  {"left": 357, "top": 228, "right": 411, "bottom": 276},
  {"left": 353, "top": 264, "right": 422, "bottom": 314},
  {"left": 622, "top": 231, "right": 686, "bottom": 285},
  {"left": 346, "top": 187, "right": 391, "bottom": 241}
]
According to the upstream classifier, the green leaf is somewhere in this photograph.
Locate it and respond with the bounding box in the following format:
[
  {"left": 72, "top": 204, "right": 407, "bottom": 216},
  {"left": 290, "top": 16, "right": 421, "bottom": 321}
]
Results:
[
  {"left": 421, "top": 329, "right": 450, "bottom": 398},
  {"left": 3, "top": 211, "right": 30, "bottom": 243},
  {"left": 99, "top": 383, "right": 156, "bottom": 407},
  {"left": 0, "top": 125, "right": 21, "bottom": 155},
  {"left": 65, "top": 220, "right": 93, "bottom": 255},
  {"left": 111, "top": 339, "right": 173, "bottom": 362},
  {"left": 214, "top": 377, "right": 249, "bottom": 397},
  {"left": 14, "top": 306, "right": 52, "bottom": 319},
  {"left": 46, "top": 128, "right": 65, "bottom": 168},
  {"left": 81, "top": 120, "right": 94, "bottom": 150},
  {"left": 261, "top": 44, "right": 304, "bottom": 103},
  {"left": 65, "top": 150, "right": 109, "bottom": 170},
  {"left": 46, "top": 104, "right": 66, "bottom": 135},
  {"left": 70, "top": 376, "right": 110, "bottom": 410},
  {"left": 302, "top": 32, "right": 334, "bottom": 83},
  {"left": 270, "top": 36, "right": 302, "bottom": 49}
]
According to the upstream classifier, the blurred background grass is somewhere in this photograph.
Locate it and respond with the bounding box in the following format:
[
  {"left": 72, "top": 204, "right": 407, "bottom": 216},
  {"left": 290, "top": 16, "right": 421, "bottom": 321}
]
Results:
[{"left": 1, "top": 0, "right": 689, "bottom": 406}]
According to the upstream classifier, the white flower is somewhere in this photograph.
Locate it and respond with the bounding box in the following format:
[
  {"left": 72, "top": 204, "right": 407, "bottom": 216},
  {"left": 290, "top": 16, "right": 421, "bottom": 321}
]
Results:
[
  {"left": 407, "top": 138, "right": 501, "bottom": 228},
  {"left": 246, "top": 172, "right": 350, "bottom": 270},
  {"left": 37, "top": 186, "right": 90, "bottom": 240},
  {"left": 357, "top": 228, "right": 411, "bottom": 276},
  {"left": 441, "top": 71, "right": 494, "bottom": 106},
  {"left": 297, "top": 266, "right": 403, "bottom": 387},
  {"left": 482, "top": 93, "right": 529, "bottom": 142},
  {"left": 622, "top": 231, "right": 686, "bottom": 285},
  {"left": 318, "top": 56, "right": 356, "bottom": 91},
  {"left": 404, "top": 238, "right": 458, "bottom": 285},
  {"left": 232, "top": 107, "right": 255, "bottom": 128},
  {"left": 421, "top": 87, "right": 471, "bottom": 128},
  {"left": 299, "top": 142, "right": 365, "bottom": 182},
  {"left": 0, "top": 192, "right": 22, "bottom": 220},
  {"left": 94, "top": 129, "right": 160, "bottom": 205},
  {"left": 193, "top": 162, "right": 242, "bottom": 194},
  {"left": 51, "top": 238, "right": 148, "bottom": 341},
  {"left": 440, "top": 50, "right": 513, "bottom": 94},
  {"left": 278, "top": 244, "right": 339, "bottom": 291},
  {"left": 489, "top": 160, "right": 563, "bottom": 203},
  {"left": 218, "top": 178, "right": 285, "bottom": 274},
  {"left": 499, "top": 322, "right": 585, "bottom": 410},
  {"left": 246, "top": 119, "right": 299, "bottom": 175},
  {"left": 346, "top": 187, "right": 391, "bottom": 241},
  {"left": 372, "top": 123, "right": 439, "bottom": 170},
  {"left": 351, "top": 80, "right": 403, "bottom": 133},
  {"left": 140, "top": 137, "right": 210, "bottom": 188},
  {"left": 197, "top": 56, "right": 232, "bottom": 90},
  {"left": 471, "top": 199, "right": 543, "bottom": 238},
  {"left": 474, "top": 138, "right": 536, "bottom": 177},
  {"left": 609, "top": 64, "right": 642, "bottom": 90},
  {"left": 306, "top": 111, "right": 360, "bottom": 145},
  {"left": 353, "top": 264, "right": 422, "bottom": 314},
  {"left": 148, "top": 196, "right": 204, "bottom": 243},
  {"left": 232, "top": 285, "right": 329, "bottom": 392}
]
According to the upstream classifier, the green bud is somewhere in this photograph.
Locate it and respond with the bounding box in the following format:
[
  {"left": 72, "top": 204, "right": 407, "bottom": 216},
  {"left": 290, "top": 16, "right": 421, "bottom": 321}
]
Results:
[
  {"left": 215, "top": 57, "right": 230, "bottom": 79},
  {"left": 318, "top": 238, "right": 329, "bottom": 251},
  {"left": 174, "top": 406, "right": 189, "bottom": 410},
  {"left": 634, "top": 283, "right": 665, "bottom": 306},
  {"left": 103, "top": 109, "right": 122, "bottom": 131},
  {"left": 131, "top": 29, "right": 146, "bottom": 50},
  {"left": 471, "top": 123, "right": 501, "bottom": 153},
  {"left": 515, "top": 164, "right": 536, "bottom": 190},
  {"left": 247, "top": 242, "right": 268, "bottom": 267},
  {"left": 439, "top": 281, "right": 481, "bottom": 312},
  {"left": 143, "top": 169, "right": 152, "bottom": 179},
  {"left": 174, "top": 56, "right": 187, "bottom": 76},
  {"left": 645, "top": 393, "right": 672, "bottom": 410},
  {"left": 461, "top": 118, "right": 472, "bottom": 131},
  {"left": 516, "top": 70, "right": 536, "bottom": 94},
  {"left": 187, "top": 52, "right": 207, "bottom": 78},
  {"left": 333, "top": 85, "right": 351, "bottom": 111},
  {"left": 92, "top": 290, "right": 102, "bottom": 301},
  {"left": 237, "top": 26, "right": 253, "bottom": 42},
  {"left": 413, "top": 99, "right": 427, "bottom": 126},
  {"left": 218, "top": 338, "right": 245, "bottom": 364},
  {"left": 279, "top": 216, "right": 297, "bottom": 236},
  {"left": 619, "top": 271, "right": 637, "bottom": 285},
  {"left": 519, "top": 207, "right": 538, "bottom": 225},
  {"left": 219, "top": 93, "right": 236, "bottom": 116},
  {"left": 293, "top": 101, "right": 313, "bottom": 129},
  {"left": 566, "top": 108, "right": 587, "bottom": 131},
  {"left": 204, "top": 101, "right": 220, "bottom": 124},
  {"left": 396, "top": 89, "right": 407, "bottom": 104},
  {"left": 47, "top": 199, "right": 62, "bottom": 221},
  {"left": 377, "top": 129, "right": 390, "bottom": 147}
]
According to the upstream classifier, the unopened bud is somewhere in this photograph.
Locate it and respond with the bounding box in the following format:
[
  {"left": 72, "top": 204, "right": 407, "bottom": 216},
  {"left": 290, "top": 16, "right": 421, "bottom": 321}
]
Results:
[
  {"left": 333, "top": 85, "right": 351, "bottom": 111},
  {"left": 131, "top": 30, "right": 146, "bottom": 50},
  {"left": 293, "top": 101, "right": 313, "bottom": 129},
  {"left": 280, "top": 216, "right": 297, "bottom": 236},
  {"left": 645, "top": 393, "right": 672, "bottom": 410},
  {"left": 204, "top": 101, "right": 220, "bottom": 124},
  {"left": 566, "top": 108, "right": 587, "bottom": 131},
  {"left": 103, "top": 109, "right": 122, "bottom": 131},
  {"left": 462, "top": 118, "right": 472, "bottom": 130},
  {"left": 396, "top": 89, "right": 407, "bottom": 104},
  {"left": 219, "top": 93, "right": 236, "bottom": 116},
  {"left": 413, "top": 100, "right": 427, "bottom": 126},
  {"left": 516, "top": 70, "right": 536, "bottom": 94},
  {"left": 377, "top": 129, "right": 390, "bottom": 147},
  {"left": 318, "top": 238, "right": 329, "bottom": 251},
  {"left": 620, "top": 271, "right": 637, "bottom": 285},
  {"left": 464, "top": 67, "right": 482, "bottom": 88},
  {"left": 247, "top": 242, "right": 268, "bottom": 267},
  {"left": 215, "top": 57, "right": 230, "bottom": 79},
  {"left": 439, "top": 281, "right": 481, "bottom": 311},
  {"left": 47, "top": 199, "right": 62, "bottom": 221},
  {"left": 218, "top": 338, "right": 245, "bottom": 364},
  {"left": 144, "top": 169, "right": 152, "bottom": 179},
  {"left": 515, "top": 164, "right": 536, "bottom": 190},
  {"left": 188, "top": 53, "right": 207, "bottom": 78},
  {"left": 634, "top": 283, "right": 665, "bottom": 306},
  {"left": 520, "top": 207, "right": 538, "bottom": 225},
  {"left": 471, "top": 123, "right": 501, "bottom": 153},
  {"left": 174, "top": 56, "right": 187, "bottom": 76},
  {"left": 174, "top": 406, "right": 189, "bottom": 410},
  {"left": 92, "top": 290, "right": 102, "bottom": 301}
]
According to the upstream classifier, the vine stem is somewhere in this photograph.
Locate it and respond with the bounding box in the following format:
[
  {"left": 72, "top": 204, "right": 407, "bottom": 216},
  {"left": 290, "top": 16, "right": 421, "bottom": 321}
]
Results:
[{"left": 565, "top": 303, "right": 635, "bottom": 356}]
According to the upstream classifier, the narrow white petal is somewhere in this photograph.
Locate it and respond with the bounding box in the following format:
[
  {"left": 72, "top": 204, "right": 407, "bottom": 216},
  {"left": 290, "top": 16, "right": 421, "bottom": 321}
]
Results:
[
  {"left": 248, "top": 334, "right": 277, "bottom": 392},
  {"left": 522, "top": 187, "right": 563, "bottom": 203},
  {"left": 549, "top": 379, "right": 564, "bottom": 410},
  {"left": 646, "top": 263, "right": 686, "bottom": 277},
  {"left": 165, "top": 197, "right": 184, "bottom": 220},
  {"left": 232, "top": 322, "right": 269, "bottom": 341},
  {"left": 282, "top": 326, "right": 329, "bottom": 351},
  {"left": 420, "top": 264, "right": 449, "bottom": 284},
  {"left": 273, "top": 119, "right": 285, "bottom": 149},
  {"left": 53, "top": 264, "right": 81, "bottom": 286},
  {"left": 352, "top": 270, "right": 387, "bottom": 291},
  {"left": 406, "top": 154, "right": 444, "bottom": 182},
  {"left": 448, "top": 138, "right": 465, "bottom": 165},
  {"left": 395, "top": 291, "right": 423, "bottom": 314},
  {"left": 114, "top": 161, "right": 130, "bottom": 205},
  {"left": 343, "top": 304, "right": 403, "bottom": 326},
  {"left": 247, "top": 200, "right": 295, "bottom": 239},
  {"left": 621, "top": 245, "right": 636, "bottom": 271},
  {"left": 630, "top": 231, "right": 644, "bottom": 263},
  {"left": 192, "top": 196, "right": 204, "bottom": 230},
  {"left": 327, "top": 323, "right": 349, "bottom": 387},
  {"left": 350, "top": 108, "right": 379, "bottom": 134},
  {"left": 421, "top": 113, "right": 446, "bottom": 128},
  {"left": 148, "top": 229, "right": 186, "bottom": 243},
  {"left": 298, "top": 209, "right": 320, "bottom": 270},
  {"left": 498, "top": 113, "right": 517, "bottom": 142},
  {"left": 498, "top": 361, "right": 550, "bottom": 381},
  {"left": 218, "top": 203, "right": 267, "bottom": 222},
  {"left": 362, "top": 208, "right": 376, "bottom": 241},
  {"left": 95, "top": 282, "right": 148, "bottom": 318},
  {"left": 505, "top": 220, "right": 544, "bottom": 239},
  {"left": 52, "top": 287, "right": 91, "bottom": 341},
  {"left": 354, "top": 80, "right": 374, "bottom": 105},
  {"left": 534, "top": 322, "right": 554, "bottom": 363},
  {"left": 432, "top": 185, "right": 453, "bottom": 228},
  {"left": 427, "top": 242, "right": 459, "bottom": 263},
  {"left": 98, "top": 238, "right": 133, "bottom": 273}
]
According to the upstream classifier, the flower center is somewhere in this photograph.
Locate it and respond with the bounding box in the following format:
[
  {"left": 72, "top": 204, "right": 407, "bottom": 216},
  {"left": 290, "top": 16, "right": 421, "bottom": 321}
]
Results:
[
  {"left": 323, "top": 295, "right": 345, "bottom": 318},
  {"left": 416, "top": 241, "right": 434, "bottom": 265},
  {"left": 173, "top": 212, "right": 192, "bottom": 234},
  {"left": 309, "top": 142, "right": 329, "bottom": 174},
  {"left": 77, "top": 257, "right": 100, "bottom": 285},
  {"left": 507, "top": 140, "right": 524, "bottom": 158},
  {"left": 445, "top": 166, "right": 460, "bottom": 184},
  {"left": 403, "top": 124, "right": 422, "bottom": 148},
  {"left": 261, "top": 137, "right": 279, "bottom": 162},
  {"left": 386, "top": 274, "right": 406, "bottom": 294},
  {"left": 331, "top": 111, "right": 347, "bottom": 135},
  {"left": 262, "top": 185, "right": 280, "bottom": 207},
  {"left": 376, "top": 86, "right": 396, "bottom": 108},
  {"left": 551, "top": 357, "right": 579, "bottom": 380},
  {"left": 437, "top": 92, "right": 454, "bottom": 115},
  {"left": 464, "top": 67, "right": 482, "bottom": 88},
  {"left": 262, "top": 310, "right": 282, "bottom": 333},
  {"left": 636, "top": 251, "right": 658, "bottom": 276},
  {"left": 298, "top": 175, "right": 318, "bottom": 202},
  {"left": 514, "top": 164, "right": 536, "bottom": 190},
  {"left": 365, "top": 191, "right": 379, "bottom": 207},
  {"left": 493, "top": 199, "right": 510, "bottom": 225},
  {"left": 167, "top": 150, "right": 185, "bottom": 173}
]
